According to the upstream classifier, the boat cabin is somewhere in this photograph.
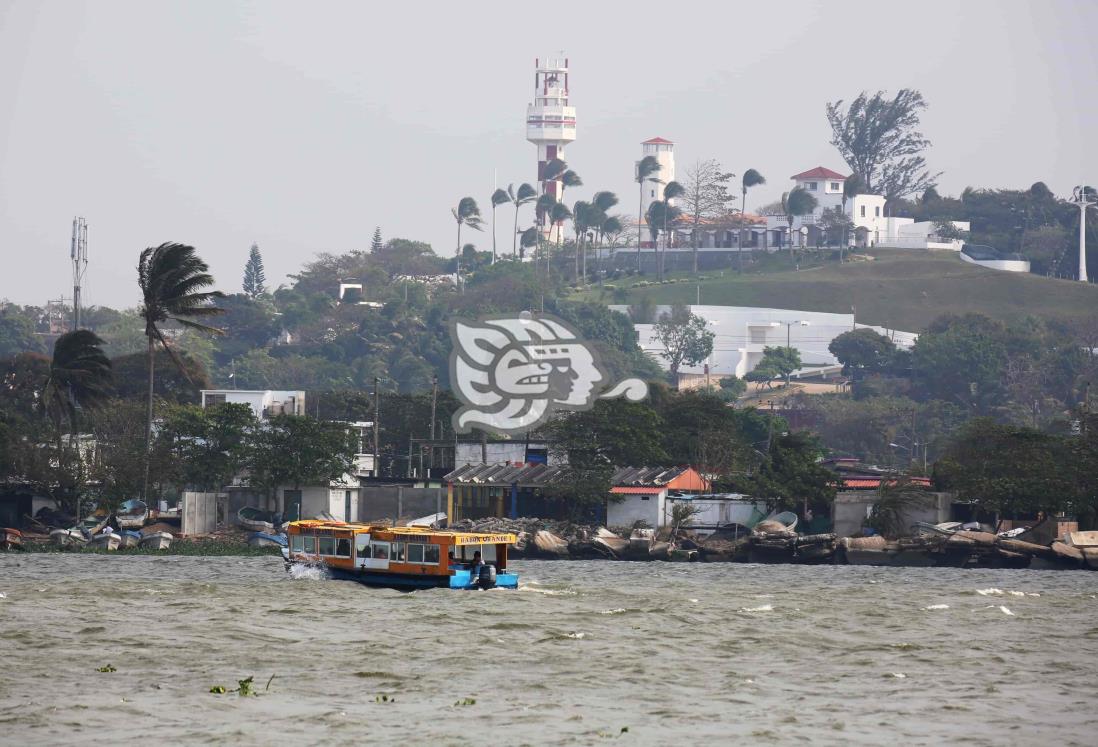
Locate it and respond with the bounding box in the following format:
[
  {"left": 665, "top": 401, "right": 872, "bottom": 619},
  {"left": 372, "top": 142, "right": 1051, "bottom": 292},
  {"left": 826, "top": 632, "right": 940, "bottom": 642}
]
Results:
[{"left": 284, "top": 520, "right": 519, "bottom": 590}]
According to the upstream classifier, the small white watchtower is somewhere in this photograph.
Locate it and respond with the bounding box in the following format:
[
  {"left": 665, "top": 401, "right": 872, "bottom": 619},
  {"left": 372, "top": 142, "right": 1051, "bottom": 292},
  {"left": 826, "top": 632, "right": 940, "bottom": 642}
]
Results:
[
  {"left": 526, "top": 56, "right": 576, "bottom": 204},
  {"left": 639, "top": 137, "right": 675, "bottom": 220}
]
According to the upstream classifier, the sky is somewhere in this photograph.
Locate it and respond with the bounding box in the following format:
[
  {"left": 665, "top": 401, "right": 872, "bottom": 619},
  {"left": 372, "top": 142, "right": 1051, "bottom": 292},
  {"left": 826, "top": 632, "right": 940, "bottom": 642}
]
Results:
[{"left": 1, "top": 0, "right": 1096, "bottom": 307}]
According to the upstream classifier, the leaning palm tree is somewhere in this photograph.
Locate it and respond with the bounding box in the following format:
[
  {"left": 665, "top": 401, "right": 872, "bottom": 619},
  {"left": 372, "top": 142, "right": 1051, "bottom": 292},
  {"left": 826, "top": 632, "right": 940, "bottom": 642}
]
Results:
[
  {"left": 508, "top": 183, "right": 537, "bottom": 257},
  {"left": 636, "top": 155, "right": 661, "bottom": 270},
  {"left": 138, "top": 243, "right": 224, "bottom": 501},
  {"left": 661, "top": 180, "right": 686, "bottom": 278},
  {"left": 549, "top": 202, "right": 572, "bottom": 261},
  {"left": 489, "top": 188, "right": 511, "bottom": 264},
  {"left": 571, "top": 200, "right": 592, "bottom": 281},
  {"left": 739, "top": 169, "right": 766, "bottom": 272},
  {"left": 781, "top": 188, "right": 818, "bottom": 264},
  {"left": 42, "top": 329, "right": 112, "bottom": 518},
  {"left": 841, "top": 174, "right": 865, "bottom": 257},
  {"left": 543, "top": 158, "right": 568, "bottom": 184},
  {"left": 452, "top": 197, "right": 483, "bottom": 276},
  {"left": 559, "top": 169, "right": 583, "bottom": 205},
  {"left": 598, "top": 214, "right": 625, "bottom": 278}
]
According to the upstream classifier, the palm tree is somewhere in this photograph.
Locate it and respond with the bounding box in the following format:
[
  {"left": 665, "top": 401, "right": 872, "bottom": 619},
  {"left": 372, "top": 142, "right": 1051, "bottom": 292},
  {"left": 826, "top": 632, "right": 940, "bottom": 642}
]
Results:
[
  {"left": 42, "top": 329, "right": 112, "bottom": 518},
  {"left": 571, "top": 200, "right": 592, "bottom": 281},
  {"left": 137, "top": 243, "right": 224, "bottom": 501},
  {"left": 452, "top": 197, "right": 483, "bottom": 277},
  {"left": 534, "top": 193, "right": 557, "bottom": 260},
  {"left": 662, "top": 180, "right": 686, "bottom": 278},
  {"left": 646, "top": 201, "right": 681, "bottom": 281},
  {"left": 781, "top": 188, "right": 818, "bottom": 264},
  {"left": 508, "top": 183, "right": 537, "bottom": 257},
  {"left": 544, "top": 158, "right": 568, "bottom": 183},
  {"left": 636, "top": 155, "right": 661, "bottom": 270},
  {"left": 841, "top": 174, "right": 865, "bottom": 260},
  {"left": 599, "top": 215, "right": 624, "bottom": 277},
  {"left": 549, "top": 202, "right": 572, "bottom": 263},
  {"left": 489, "top": 188, "right": 511, "bottom": 264},
  {"left": 739, "top": 169, "right": 766, "bottom": 272},
  {"left": 559, "top": 169, "right": 583, "bottom": 206}
]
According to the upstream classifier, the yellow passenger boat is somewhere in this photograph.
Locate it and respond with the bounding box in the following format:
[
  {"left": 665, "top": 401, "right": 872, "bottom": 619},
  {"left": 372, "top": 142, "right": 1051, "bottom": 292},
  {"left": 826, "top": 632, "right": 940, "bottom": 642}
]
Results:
[{"left": 283, "top": 520, "right": 519, "bottom": 590}]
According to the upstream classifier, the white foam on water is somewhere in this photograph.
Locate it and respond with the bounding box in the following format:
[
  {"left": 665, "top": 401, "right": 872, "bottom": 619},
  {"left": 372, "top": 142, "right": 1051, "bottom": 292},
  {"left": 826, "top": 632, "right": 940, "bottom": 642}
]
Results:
[
  {"left": 0, "top": 592, "right": 6, "bottom": 599},
  {"left": 924, "top": 604, "right": 950, "bottom": 610},
  {"left": 288, "top": 563, "right": 330, "bottom": 581},
  {"left": 598, "top": 608, "right": 627, "bottom": 615},
  {"left": 517, "top": 584, "right": 576, "bottom": 596},
  {"left": 977, "top": 588, "right": 1004, "bottom": 596},
  {"left": 999, "top": 606, "right": 1015, "bottom": 616},
  {"left": 689, "top": 598, "right": 699, "bottom": 603},
  {"left": 740, "top": 604, "right": 774, "bottom": 613},
  {"left": 565, "top": 632, "right": 585, "bottom": 639},
  {"left": 890, "top": 673, "right": 907, "bottom": 679}
]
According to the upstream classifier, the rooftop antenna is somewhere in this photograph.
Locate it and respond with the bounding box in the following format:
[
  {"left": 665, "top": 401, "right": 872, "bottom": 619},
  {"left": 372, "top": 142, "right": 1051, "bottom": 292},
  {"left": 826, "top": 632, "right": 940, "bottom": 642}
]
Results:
[
  {"left": 70, "top": 217, "right": 88, "bottom": 329},
  {"left": 1070, "top": 186, "right": 1096, "bottom": 283}
]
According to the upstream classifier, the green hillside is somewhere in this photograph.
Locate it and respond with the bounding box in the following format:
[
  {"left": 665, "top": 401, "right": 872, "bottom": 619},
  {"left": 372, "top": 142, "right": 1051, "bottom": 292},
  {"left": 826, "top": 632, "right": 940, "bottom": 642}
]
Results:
[{"left": 587, "top": 250, "right": 1098, "bottom": 332}]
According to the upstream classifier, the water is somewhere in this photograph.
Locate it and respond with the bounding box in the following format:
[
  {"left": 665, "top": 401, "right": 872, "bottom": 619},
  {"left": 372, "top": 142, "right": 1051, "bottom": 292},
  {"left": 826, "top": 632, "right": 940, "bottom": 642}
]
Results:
[{"left": 2, "top": 555, "right": 1097, "bottom": 745}]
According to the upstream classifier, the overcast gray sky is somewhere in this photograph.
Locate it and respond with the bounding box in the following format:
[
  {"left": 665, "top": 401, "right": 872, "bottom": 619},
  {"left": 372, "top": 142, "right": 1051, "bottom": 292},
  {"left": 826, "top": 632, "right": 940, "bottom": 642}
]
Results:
[{"left": 2, "top": 0, "right": 1095, "bottom": 307}]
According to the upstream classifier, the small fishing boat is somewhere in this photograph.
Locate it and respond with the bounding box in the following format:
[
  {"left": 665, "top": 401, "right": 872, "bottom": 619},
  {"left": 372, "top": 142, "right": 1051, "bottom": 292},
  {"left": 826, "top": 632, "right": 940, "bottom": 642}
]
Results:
[
  {"left": 247, "top": 532, "right": 288, "bottom": 549},
  {"left": 407, "top": 512, "right": 447, "bottom": 528},
  {"left": 81, "top": 514, "right": 109, "bottom": 536},
  {"left": 50, "top": 528, "right": 88, "bottom": 548},
  {"left": 139, "top": 531, "right": 173, "bottom": 551},
  {"left": 1, "top": 528, "right": 24, "bottom": 551},
  {"left": 89, "top": 532, "right": 121, "bottom": 551},
  {"left": 237, "top": 506, "right": 276, "bottom": 533},
  {"left": 118, "top": 530, "right": 142, "bottom": 549},
  {"left": 283, "top": 520, "right": 519, "bottom": 590},
  {"left": 116, "top": 499, "right": 149, "bottom": 529}
]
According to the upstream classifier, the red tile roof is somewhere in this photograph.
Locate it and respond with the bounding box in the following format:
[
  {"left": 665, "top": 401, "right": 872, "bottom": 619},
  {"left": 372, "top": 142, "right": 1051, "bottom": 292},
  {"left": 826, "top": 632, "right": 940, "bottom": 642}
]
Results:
[
  {"left": 791, "top": 166, "right": 847, "bottom": 180},
  {"left": 642, "top": 136, "right": 674, "bottom": 145},
  {"left": 609, "top": 486, "right": 663, "bottom": 494},
  {"left": 841, "top": 476, "right": 932, "bottom": 489}
]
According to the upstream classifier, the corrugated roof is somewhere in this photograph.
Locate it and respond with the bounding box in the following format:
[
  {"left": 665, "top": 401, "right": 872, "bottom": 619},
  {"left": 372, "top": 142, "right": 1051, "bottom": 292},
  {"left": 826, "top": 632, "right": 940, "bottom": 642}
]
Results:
[{"left": 443, "top": 463, "right": 691, "bottom": 488}]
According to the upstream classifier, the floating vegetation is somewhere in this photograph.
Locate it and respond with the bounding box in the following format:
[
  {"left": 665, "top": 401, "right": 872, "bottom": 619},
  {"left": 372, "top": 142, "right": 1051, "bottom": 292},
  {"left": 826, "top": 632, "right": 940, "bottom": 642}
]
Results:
[
  {"left": 375, "top": 693, "right": 395, "bottom": 704},
  {"left": 209, "top": 675, "right": 267, "bottom": 696},
  {"left": 95, "top": 664, "right": 117, "bottom": 673},
  {"left": 454, "top": 697, "right": 476, "bottom": 707}
]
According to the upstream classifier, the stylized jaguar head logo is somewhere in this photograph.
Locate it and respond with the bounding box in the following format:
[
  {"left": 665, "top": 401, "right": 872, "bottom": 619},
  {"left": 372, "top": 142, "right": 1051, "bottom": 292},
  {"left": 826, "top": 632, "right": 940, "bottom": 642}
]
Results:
[{"left": 449, "top": 313, "right": 647, "bottom": 435}]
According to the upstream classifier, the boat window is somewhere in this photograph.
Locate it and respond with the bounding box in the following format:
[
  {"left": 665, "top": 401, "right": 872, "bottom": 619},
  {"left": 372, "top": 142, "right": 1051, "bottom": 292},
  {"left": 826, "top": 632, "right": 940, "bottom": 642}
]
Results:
[
  {"left": 319, "top": 536, "right": 336, "bottom": 556},
  {"left": 335, "top": 538, "right": 351, "bottom": 557},
  {"left": 304, "top": 535, "right": 317, "bottom": 554},
  {"left": 423, "top": 544, "right": 440, "bottom": 564},
  {"left": 391, "top": 542, "right": 405, "bottom": 562},
  {"left": 371, "top": 542, "right": 389, "bottom": 560},
  {"left": 290, "top": 535, "right": 303, "bottom": 553},
  {"left": 356, "top": 535, "right": 370, "bottom": 560},
  {"left": 407, "top": 543, "right": 424, "bottom": 563}
]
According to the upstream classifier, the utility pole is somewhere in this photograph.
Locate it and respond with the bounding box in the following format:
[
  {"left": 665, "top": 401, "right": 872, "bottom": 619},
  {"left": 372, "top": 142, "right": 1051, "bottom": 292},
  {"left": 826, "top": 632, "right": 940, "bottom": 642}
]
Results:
[
  {"left": 70, "top": 217, "right": 88, "bottom": 330},
  {"left": 429, "top": 375, "right": 438, "bottom": 473},
  {"left": 372, "top": 376, "right": 380, "bottom": 478},
  {"left": 1070, "top": 185, "right": 1096, "bottom": 283}
]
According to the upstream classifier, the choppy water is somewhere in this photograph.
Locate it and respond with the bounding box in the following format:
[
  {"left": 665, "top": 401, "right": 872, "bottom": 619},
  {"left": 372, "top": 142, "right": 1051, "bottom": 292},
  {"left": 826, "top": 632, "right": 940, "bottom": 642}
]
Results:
[{"left": 2, "top": 555, "right": 1097, "bottom": 745}]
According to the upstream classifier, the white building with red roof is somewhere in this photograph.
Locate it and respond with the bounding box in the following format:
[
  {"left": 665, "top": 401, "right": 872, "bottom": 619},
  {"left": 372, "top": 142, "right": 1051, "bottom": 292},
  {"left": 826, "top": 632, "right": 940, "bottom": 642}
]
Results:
[{"left": 637, "top": 136, "right": 676, "bottom": 222}]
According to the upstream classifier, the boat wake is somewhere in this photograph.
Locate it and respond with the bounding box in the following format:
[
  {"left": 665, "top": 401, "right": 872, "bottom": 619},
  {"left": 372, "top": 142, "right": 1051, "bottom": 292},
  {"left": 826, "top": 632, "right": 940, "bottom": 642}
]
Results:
[{"left": 288, "top": 563, "right": 331, "bottom": 582}]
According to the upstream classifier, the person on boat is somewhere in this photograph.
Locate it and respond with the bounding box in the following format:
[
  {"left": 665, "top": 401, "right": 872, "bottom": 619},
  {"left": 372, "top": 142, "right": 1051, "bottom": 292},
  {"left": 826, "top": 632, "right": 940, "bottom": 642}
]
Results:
[{"left": 470, "top": 551, "right": 484, "bottom": 573}]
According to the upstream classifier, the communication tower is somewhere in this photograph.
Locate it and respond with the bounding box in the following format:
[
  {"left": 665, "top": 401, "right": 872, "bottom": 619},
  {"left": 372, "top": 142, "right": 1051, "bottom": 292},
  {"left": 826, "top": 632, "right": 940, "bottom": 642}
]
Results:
[{"left": 71, "top": 217, "right": 88, "bottom": 329}]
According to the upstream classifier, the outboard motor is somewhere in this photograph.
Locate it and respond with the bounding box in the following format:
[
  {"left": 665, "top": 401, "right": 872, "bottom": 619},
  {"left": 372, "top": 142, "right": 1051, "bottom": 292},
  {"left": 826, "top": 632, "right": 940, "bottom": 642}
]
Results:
[{"left": 477, "top": 564, "right": 497, "bottom": 589}]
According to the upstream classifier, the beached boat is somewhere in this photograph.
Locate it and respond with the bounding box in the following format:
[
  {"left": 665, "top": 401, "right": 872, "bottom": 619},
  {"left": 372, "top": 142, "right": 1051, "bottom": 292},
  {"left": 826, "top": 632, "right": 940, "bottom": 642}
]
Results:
[
  {"left": 237, "top": 506, "right": 276, "bottom": 533},
  {"left": 248, "top": 532, "right": 288, "bottom": 549},
  {"left": 118, "top": 530, "right": 142, "bottom": 549},
  {"left": 407, "top": 512, "right": 446, "bottom": 528},
  {"left": 89, "top": 532, "right": 121, "bottom": 551},
  {"left": 283, "top": 520, "right": 519, "bottom": 590},
  {"left": 139, "top": 531, "right": 173, "bottom": 551},
  {"left": 1, "top": 528, "right": 24, "bottom": 551},
  {"left": 81, "top": 514, "right": 108, "bottom": 536},
  {"left": 116, "top": 499, "right": 149, "bottom": 529},
  {"left": 50, "top": 528, "right": 88, "bottom": 548}
]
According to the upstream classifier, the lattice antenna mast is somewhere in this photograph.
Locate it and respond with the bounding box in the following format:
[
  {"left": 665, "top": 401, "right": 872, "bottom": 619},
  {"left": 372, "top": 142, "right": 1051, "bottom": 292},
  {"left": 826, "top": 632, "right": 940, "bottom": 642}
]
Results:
[{"left": 71, "top": 217, "right": 88, "bottom": 329}]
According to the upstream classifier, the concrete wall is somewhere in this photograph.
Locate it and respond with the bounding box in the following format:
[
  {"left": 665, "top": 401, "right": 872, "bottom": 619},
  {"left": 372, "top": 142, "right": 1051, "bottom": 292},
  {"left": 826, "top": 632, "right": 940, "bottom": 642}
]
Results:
[
  {"left": 360, "top": 486, "right": 445, "bottom": 523},
  {"left": 833, "top": 491, "right": 951, "bottom": 538},
  {"left": 607, "top": 491, "right": 666, "bottom": 528},
  {"left": 960, "top": 252, "right": 1031, "bottom": 273},
  {"left": 181, "top": 491, "right": 223, "bottom": 536}
]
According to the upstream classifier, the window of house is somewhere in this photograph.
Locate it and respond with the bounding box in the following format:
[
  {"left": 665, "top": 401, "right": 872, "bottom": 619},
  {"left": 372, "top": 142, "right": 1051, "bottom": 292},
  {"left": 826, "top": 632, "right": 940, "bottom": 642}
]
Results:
[
  {"left": 304, "top": 535, "right": 317, "bottom": 554},
  {"left": 860, "top": 205, "right": 866, "bottom": 217},
  {"left": 318, "top": 536, "right": 336, "bottom": 556},
  {"left": 335, "top": 538, "right": 351, "bottom": 557},
  {"left": 875, "top": 206, "right": 881, "bottom": 217},
  {"left": 407, "top": 542, "right": 424, "bottom": 563},
  {"left": 830, "top": 182, "right": 840, "bottom": 191},
  {"left": 204, "top": 393, "right": 226, "bottom": 407},
  {"left": 807, "top": 182, "right": 817, "bottom": 191},
  {"left": 290, "top": 535, "right": 304, "bottom": 553}
]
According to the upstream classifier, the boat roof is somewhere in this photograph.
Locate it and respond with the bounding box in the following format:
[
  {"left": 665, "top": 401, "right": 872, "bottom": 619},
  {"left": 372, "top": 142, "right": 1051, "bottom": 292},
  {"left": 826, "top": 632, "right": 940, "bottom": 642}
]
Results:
[{"left": 287, "top": 520, "right": 517, "bottom": 545}]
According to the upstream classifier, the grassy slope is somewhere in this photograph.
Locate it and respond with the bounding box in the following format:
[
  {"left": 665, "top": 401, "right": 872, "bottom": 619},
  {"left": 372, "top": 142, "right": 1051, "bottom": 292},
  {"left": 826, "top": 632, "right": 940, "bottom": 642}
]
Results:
[{"left": 587, "top": 250, "right": 1098, "bottom": 331}]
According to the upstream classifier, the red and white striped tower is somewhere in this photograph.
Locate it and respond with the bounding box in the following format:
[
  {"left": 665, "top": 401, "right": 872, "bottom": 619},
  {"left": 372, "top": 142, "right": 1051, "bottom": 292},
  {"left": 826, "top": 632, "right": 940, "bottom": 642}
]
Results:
[{"left": 526, "top": 56, "right": 576, "bottom": 234}]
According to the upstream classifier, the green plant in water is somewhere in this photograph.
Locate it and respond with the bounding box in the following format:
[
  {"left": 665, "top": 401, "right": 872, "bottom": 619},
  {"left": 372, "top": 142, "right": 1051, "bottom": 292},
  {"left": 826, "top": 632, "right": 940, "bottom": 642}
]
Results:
[
  {"left": 376, "top": 693, "right": 395, "bottom": 703},
  {"left": 237, "top": 676, "right": 255, "bottom": 696},
  {"left": 96, "top": 664, "right": 116, "bottom": 673},
  {"left": 209, "top": 685, "right": 227, "bottom": 694},
  {"left": 454, "top": 697, "right": 476, "bottom": 706}
]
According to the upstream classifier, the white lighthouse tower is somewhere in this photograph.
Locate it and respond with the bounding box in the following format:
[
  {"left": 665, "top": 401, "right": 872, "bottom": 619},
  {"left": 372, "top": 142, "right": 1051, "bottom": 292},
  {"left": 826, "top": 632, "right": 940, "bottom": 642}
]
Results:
[
  {"left": 526, "top": 56, "right": 576, "bottom": 209},
  {"left": 638, "top": 137, "right": 676, "bottom": 221}
]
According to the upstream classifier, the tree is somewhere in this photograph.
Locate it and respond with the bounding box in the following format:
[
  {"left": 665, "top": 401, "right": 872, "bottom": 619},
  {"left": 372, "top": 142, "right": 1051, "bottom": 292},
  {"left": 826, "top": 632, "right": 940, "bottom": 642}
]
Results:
[
  {"left": 159, "top": 402, "right": 255, "bottom": 491},
  {"left": 780, "top": 188, "right": 817, "bottom": 260},
  {"left": 817, "top": 207, "right": 854, "bottom": 258},
  {"left": 636, "top": 155, "right": 662, "bottom": 269},
  {"left": 571, "top": 200, "right": 593, "bottom": 281},
  {"left": 646, "top": 199, "right": 681, "bottom": 281},
  {"left": 826, "top": 89, "right": 941, "bottom": 203},
  {"left": 865, "top": 477, "right": 935, "bottom": 537},
  {"left": 752, "top": 346, "right": 802, "bottom": 387},
  {"left": 246, "top": 414, "right": 359, "bottom": 515},
  {"left": 370, "top": 227, "right": 384, "bottom": 253},
  {"left": 137, "top": 243, "right": 225, "bottom": 502},
  {"left": 717, "top": 375, "right": 746, "bottom": 401},
  {"left": 451, "top": 197, "right": 483, "bottom": 278},
  {"left": 681, "top": 160, "right": 735, "bottom": 273},
  {"left": 660, "top": 180, "right": 686, "bottom": 279},
  {"left": 747, "top": 431, "right": 836, "bottom": 514},
  {"left": 508, "top": 183, "right": 537, "bottom": 257},
  {"left": 242, "top": 243, "right": 267, "bottom": 299},
  {"left": 0, "top": 307, "right": 44, "bottom": 356},
  {"left": 828, "top": 328, "right": 897, "bottom": 379},
  {"left": 489, "top": 188, "right": 511, "bottom": 263},
  {"left": 911, "top": 314, "right": 1009, "bottom": 412},
  {"left": 652, "top": 305, "right": 714, "bottom": 386},
  {"left": 559, "top": 169, "right": 582, "bottom": 205},
  {"left": 545, "top": 399, "right": 667, "bottom": 469},
  {"left": 41, "top": 330, "right": 112, "bottom": 516},
  {"left": 739, "top": 169, "right": 766, "bottom": 272}
]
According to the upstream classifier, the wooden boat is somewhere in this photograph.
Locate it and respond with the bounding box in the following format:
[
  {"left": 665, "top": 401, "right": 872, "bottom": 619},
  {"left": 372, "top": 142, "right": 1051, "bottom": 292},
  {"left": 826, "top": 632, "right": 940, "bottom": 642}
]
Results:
[
  {"left": 407, "top": 512, "right": 446, "bottom": 528},
  {"left": 89, "top": 532, "right": 121, "bottom": 551},
  {"left": 247, "top": 532, "right": 287, "bottom": 549},
  {"left": 80, "top": 514, "right": 108, "bottom": 536},
  {"left": 592, "top": 528, "right": 629, "bottom": 558},
  {"left": 50, "top": 528, "right": 88, "bottom": 548},
  {"left": 1065, "top": 531, "right": 1098, "bottom": 548},
  {"left": 284, "top": 520, "right": 519, "bottom": 590},
  {"left": 118, "top": 530, "right": 142, "bottom": 549},
  {"left": 139, "top": 531, "right": 173, "bottom": 550},
  {"left": 1, "top": 528, "right": 24, "bottom": 551},
  {"left": 116, "top": 499, "right": 149, "bottom": 529},
  {"left": 533, "top": 530, "right": 570, "bottom": 558},
  {"left": 237, "top": 506, "right": 276, "bottom": 533}
]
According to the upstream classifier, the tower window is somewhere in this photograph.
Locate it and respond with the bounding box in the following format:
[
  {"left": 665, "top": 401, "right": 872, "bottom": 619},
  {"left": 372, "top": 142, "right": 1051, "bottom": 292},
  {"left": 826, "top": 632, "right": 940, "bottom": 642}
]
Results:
[
  {"left": 860, "top": 205, "right": 866, "bottom": 217},
  {"left": 875, "top": 206, "right": 881, "bottom": 217}
]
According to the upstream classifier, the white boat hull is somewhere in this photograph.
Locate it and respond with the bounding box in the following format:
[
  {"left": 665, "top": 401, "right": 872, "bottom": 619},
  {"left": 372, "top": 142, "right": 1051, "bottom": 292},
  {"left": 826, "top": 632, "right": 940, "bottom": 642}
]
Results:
[{"left": 139, "top": 532, "right": 173, "bottom": 551}]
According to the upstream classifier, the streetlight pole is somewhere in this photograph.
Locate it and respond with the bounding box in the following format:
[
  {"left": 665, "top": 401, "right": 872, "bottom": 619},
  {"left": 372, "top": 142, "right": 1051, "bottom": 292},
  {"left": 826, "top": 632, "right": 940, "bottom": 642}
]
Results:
[
  {"left": 372, "top": 376, "right": 380, "bottom": 478},
  {"left": 1071, "top": 186, "right": 1096, "bottom": 283}
]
